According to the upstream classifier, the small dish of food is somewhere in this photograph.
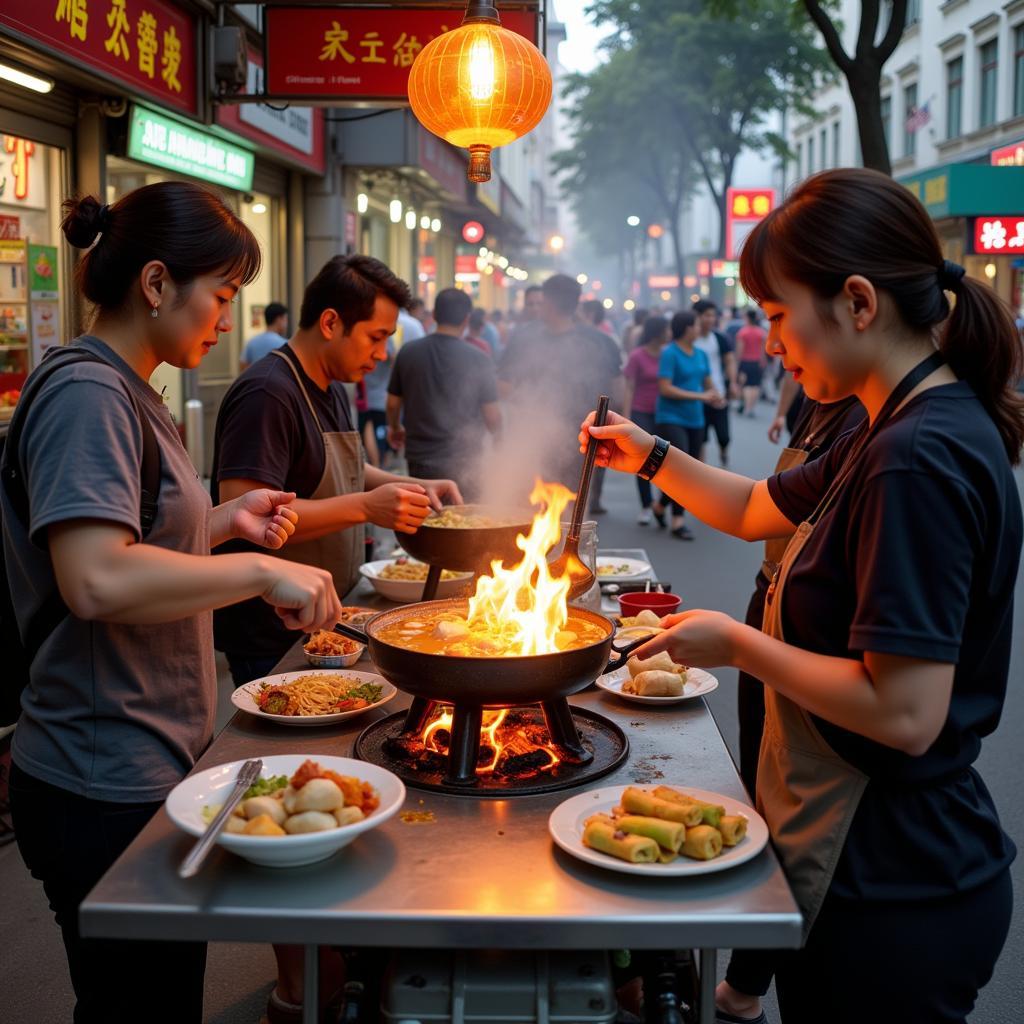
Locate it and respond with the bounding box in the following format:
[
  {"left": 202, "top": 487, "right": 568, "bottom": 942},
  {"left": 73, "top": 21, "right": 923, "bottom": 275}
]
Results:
[
  {"left": 618, "top": 591, "right": 682, "bottom": 617},
  {"left": 303, "top": 629, "right": 365, "bottom": 667},
  {"left": 338, "top": 605, "right": 376, "bottom": 627},
  {"left": 596, "top": 556, "right": 652, "bottom": 581},
  {"left": 231, "top": 669, "right": 397, "bottom": 726},
  {"left": 596, "top": 649, "right": 718, "bottom": 705},
  {"left": 359, "top": 558, "right": 473, "bottom": 602},
  {"left": 614, "top": 608, "right": 666, "bottom": 642},
  {"left": 548, "top": 783, "right": 767, "bottom": 876},
  {"left": 166, "top": 755, "right": 406, "bottom": 868}
]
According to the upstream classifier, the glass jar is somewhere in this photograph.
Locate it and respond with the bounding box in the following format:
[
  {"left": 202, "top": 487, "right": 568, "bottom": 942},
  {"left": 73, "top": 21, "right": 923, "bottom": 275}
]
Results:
[{"left": 557, "top": 519, "right": 601, "bottom": 612}]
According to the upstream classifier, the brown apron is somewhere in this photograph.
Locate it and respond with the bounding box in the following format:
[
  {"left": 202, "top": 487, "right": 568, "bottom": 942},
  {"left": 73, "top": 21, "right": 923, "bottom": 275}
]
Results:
[
  {"left": 757, "top": 351, "right": 944, "bottom": 939},
  {"left": 269, "top": 350, "right": 364, "bottom": 598}
]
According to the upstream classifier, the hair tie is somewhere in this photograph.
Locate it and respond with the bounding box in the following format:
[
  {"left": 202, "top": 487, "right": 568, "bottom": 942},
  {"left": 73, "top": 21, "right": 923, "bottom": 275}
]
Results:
[
  {"left": 938, "top": 259, "right": 965, "bottom": 291},
  {"left": 95, "top": 203, "right": 111, "bottom": 233}
]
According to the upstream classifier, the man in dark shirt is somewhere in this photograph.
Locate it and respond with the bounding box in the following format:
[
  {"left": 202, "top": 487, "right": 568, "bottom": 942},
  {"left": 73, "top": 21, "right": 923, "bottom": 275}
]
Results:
[
  {"left": 498, "top": 274, "right": 623, "bottom": 496},
  {"left": 211, "top": 255, "right": 461, "bottom": 683},
  {"left": 386, "top": 288, "right": 502, "bottom": 500}
]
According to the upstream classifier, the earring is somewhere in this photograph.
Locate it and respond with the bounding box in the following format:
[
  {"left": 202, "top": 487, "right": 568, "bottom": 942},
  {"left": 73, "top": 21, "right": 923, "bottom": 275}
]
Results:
[{"left": 151, "top": 305, "right": 159, "bottom": 319}]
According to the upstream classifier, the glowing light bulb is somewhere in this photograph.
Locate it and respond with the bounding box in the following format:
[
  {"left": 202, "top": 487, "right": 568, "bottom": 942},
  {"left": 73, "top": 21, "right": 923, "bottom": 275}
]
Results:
[
  {"left": 389, "top": 199, "right": 403, "bottom": 223},
  {"left": 356, "top": 193, "right": 369, "bottom": 214},
  {"left": 405, "top": 209, "right": 417, "bottom": 230},
  {"left": 431, "top": 218, "right": 442, "bottom": 232},
  {"left": 420, "top": 214, "right": 431, "bottom": 230},
  {"left": 468, "top": 34, "right": 497, "bottom": 101}
]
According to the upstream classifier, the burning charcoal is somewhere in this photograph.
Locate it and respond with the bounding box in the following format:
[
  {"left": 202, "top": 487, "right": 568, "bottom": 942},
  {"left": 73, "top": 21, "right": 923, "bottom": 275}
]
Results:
[
  {"left": 433, "top": 729, "right": 451, "bottom": 752},
  {"left": 385, "top": 735, "right": 425, "bottom": 760},
  {"left": 418, "top": 750, "right": 447, "bottom": 772},
  {"left": 505, "top": 708, "right": 536, "bottom": 728},
  {"left": 498, "top": 749, "right": 552, "bottom": 777},
  {"left": 478, "top": 745, "right": 496, "bottom": 765}
]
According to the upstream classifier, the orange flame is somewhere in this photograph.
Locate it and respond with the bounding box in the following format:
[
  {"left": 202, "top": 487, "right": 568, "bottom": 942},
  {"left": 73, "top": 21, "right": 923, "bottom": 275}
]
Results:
[
  {"left": 421, "top": 706, "right": 561, "bottom": 774},
  {"left": 465, "top": 479, "right": 574, "bottom": 656}
]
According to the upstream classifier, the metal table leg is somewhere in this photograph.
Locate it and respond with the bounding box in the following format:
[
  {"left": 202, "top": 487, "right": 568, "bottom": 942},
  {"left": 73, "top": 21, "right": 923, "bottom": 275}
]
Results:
[
  {"left": 698, "top": 948, "right": 716, "bottom": 1024},
  {"left": 303, "top": 944, "right": 319, "bottom": 1024}
]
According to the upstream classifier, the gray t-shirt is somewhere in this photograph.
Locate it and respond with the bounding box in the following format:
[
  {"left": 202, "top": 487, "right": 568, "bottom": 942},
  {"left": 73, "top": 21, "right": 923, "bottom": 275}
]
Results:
[
  {"left": 241, "top": 329, "right": 287, "bottom": 366},
  {"left": 388, "top": 332, "right": 498, "bottom": 467},
  {"left": 3, "top": 337, "right": 216, "bottom": 802}
]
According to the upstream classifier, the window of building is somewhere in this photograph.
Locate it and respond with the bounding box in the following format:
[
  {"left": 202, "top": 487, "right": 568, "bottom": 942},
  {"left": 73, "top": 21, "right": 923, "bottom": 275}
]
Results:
[
  {"left": 1014, "top": 26, "right": 1024, "bottom": 118},
  {"left": 881, "top": 95, "right": 891, "bottom": 152},
  {"left": 946, "top": 56, "right": 963, "bottom": 139},
  {"left": 795, "top": 140, "right": 803, "bottom": 180},
  {"left": 979, "top": 39, "right": 998, "bottom": 128},
  {"left": 906, "top": 0, "right": 921, "bottom": 26},
  {"left": 807, "top": 133, "right": 814, "bottom": 175},
  {"left": 903, "top": 82, "right": 918, "bottom": 158},
  {"left": 820, "top": 128, "right": 828, "bottom": 170},
  {"left": 832, "top": 121, "right": 841, "bottom": 168}
]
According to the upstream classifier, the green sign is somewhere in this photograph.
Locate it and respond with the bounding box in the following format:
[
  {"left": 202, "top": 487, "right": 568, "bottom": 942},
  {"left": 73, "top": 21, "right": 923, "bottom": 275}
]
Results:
[
  {"left": 899, "top": 163, "right": 1024, "bottom": 220},
  {"left": 28, "top": 243, "right": 58, "bottom": 298},
  {"left": 127, "top": 106, "right": 254, "bottom": 191}
]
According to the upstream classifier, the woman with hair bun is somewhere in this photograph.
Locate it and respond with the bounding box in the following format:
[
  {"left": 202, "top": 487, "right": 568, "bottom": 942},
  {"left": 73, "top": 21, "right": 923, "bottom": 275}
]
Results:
[
  {"left": 581, "top": 168, "right": 1021, "bottom": 1023},
  {"left": 1, "top": 181, "right": 343, "bottom": 1023}
]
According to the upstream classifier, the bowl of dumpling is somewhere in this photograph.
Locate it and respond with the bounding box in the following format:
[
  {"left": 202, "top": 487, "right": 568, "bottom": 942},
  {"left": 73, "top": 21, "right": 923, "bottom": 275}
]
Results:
[{"left": 165, "top": 754, "right": 406, "bottom": 868}]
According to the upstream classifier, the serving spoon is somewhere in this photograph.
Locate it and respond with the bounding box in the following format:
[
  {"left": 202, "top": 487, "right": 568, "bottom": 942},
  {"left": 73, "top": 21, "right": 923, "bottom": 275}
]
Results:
[{"left": 547, "top": 394, "right": 610, "bottom": 601}]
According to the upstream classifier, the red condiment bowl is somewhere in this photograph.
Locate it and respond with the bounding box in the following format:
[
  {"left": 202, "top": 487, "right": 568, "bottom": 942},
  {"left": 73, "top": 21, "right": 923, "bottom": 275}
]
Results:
[{"left": 618, "top": 591, "right": 682, "bottom": 618}]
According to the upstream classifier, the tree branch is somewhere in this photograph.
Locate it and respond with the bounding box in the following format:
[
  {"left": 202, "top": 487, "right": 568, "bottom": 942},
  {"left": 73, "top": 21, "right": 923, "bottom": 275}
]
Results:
[
  {"left": 803, "top": 0, "right": 852, "bottom": 74},
  {"left": 877, "top": 0, "right": 909, "bottom": 62},
  {"left": 855, "top": 0, "right": 880, "bottom": 60}
]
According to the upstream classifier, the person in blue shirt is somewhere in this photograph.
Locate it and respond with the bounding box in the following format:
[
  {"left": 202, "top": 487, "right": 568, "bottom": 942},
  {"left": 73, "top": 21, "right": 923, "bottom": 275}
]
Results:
[
  {"left": 239, "top": 301, "right": 288, "bottom": 369},
  {"left": 652, "top": 310, "right": 721, "bottom": 539}
]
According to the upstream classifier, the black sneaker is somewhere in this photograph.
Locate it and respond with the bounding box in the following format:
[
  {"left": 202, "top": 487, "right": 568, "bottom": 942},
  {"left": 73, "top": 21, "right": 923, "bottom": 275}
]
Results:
[{"left": 671, "top": 525, "right": 695, "bottom": 541}]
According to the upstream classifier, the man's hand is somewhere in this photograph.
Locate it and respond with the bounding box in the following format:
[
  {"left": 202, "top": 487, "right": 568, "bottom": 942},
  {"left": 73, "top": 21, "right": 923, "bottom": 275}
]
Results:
[
  {"left": 259, "top": 558, "right": 343, "bottom": 632},
  {"left": 703, "top": 388, "right": 723, "bottom": 406},
  {"left": 362, "top": 483, "right": 431, "bottom": 533},
  {"left": 387, "top": 425, "right": 406, "bottom": 450},
  {"left": 767, "top": 415, "right": 786, "bottom": 444},
  {"left": 414, "top": 478, "right": 464, "bottom": 511},
  {"left": 229, "top": 489, "right": 298, "bottom": 550}
]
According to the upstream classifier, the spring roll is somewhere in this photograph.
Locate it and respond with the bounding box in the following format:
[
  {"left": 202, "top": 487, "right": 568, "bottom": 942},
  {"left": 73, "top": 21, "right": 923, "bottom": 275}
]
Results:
[
  {"left": 615, "top": 814, "right": 685, "bottom": 853},
  {"left": 718, "top": 814, "right": 748, "bottom": 847},
  {"left": 627, "top": 651, "right": 679, "bottom": 678},
  {"left": 682, "top": 824, "right": 723, "bottom": 861},
  {"left": 653, "top": 786, "right": 725, "bottom": 827},
  {"left": 624, "top": 670, "right": 684, "bottom": 696},
  {"left": 583, "top": 820, "right": 659, "bottom": 863},
  {"left": 656, "top": 846, "right": 679, "bottom": 864},
  {"left": 622, "top": 787, "right": 703, "bottom": 826}
]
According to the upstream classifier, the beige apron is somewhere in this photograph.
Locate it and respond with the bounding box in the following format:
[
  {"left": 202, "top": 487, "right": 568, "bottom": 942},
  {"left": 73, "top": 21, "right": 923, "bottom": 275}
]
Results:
[
  {"left": 757, "top": 352, "right": 944, "bottom": 939},
  {"left": 269, "top": 350, "right": 364, "bottom": 598}
]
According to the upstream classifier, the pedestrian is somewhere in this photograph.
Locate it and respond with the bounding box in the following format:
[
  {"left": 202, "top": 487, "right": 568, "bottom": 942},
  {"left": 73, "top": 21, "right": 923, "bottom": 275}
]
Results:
[
  {"left": 498, "top": 274, "right": 623, "bottom": 502},
  {"left": 396, "top": 299, "right": 425, "bottom": 347},
  {"left": 582, "top": 167, "right": 1021, "bottom": 1024},
  {"left": 581, "top": 298, "right": 616, "bottom": 337},
  {"left": 240, "top": 300, "right": 289, "bottom": 369},
  {"left": 692, "top": 299, "right": 738, "bottom": 465},
  {"left": 2, "top": 182, "right": 340, "bottom": 1024},
  {"left": 489, "top": 308, "right": 508, "bottom": 350},
  {"left": 465, "top": 307, "right": 495, "bottom": 355},
  {"left": 724, "top": 304, "right": 745, "bottom": 344},
  {"left": 651, "top": 310, "right": 720, "bottom": 539},
  {"left": 478, "top": 308, "right": 500, "bottom": 352},
  {"left": 622, "top": 306, "right": 648, "bottom": 353},
  {"left": 408, "top": 296, "right": 433, "bottom": 335},
  {"left": 358, "top": 335, "right": 395, "bottom": 468},
  {"left": 736, "top": 309, "right": 767, "bottom": 417},
  {"left": 387, "top": 287, "right": 502, "bottom": 500},
  {"left": 622, "top": 314, "right": 669, "bottom": 524}
]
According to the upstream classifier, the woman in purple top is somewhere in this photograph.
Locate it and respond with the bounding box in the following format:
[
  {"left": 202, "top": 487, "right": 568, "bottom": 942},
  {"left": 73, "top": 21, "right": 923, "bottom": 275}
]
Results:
[{"left": 623, "top": 315, "right": 669, "bottom": 524}]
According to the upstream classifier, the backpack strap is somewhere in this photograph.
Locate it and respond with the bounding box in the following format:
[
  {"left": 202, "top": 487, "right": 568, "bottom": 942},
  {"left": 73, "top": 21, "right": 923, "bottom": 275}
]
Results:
[{"left": 1, "top": 347, "right": 162, "bottom": 664}]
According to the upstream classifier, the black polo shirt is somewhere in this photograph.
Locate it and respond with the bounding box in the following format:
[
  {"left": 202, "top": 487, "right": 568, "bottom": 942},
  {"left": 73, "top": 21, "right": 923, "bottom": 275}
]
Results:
[
  {"left": 211, "top": 344, "right": 356, "bottom": 659},
  {"left": 766, "top": 380, "right": 1019, "bottom": 900}
]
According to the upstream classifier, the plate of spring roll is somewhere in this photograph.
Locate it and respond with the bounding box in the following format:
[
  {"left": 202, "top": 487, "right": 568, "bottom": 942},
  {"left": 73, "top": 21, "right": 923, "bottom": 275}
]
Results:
[
  {"left": 548, "top": 783, "right": 768, "bottom": 876},
  {"left": 595, "top": 651, "right": 718, "bottom": 704}
]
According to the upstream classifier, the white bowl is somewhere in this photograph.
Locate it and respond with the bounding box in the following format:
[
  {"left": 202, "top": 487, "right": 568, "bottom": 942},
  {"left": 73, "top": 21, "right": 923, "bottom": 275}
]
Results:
[
  {"left": 303, "top": 641, "right": 365, "bottom": 668},
  {"left": 359, "top": 558, "right": 473, "bottom": 603},
  {"left": 165, "top": 754, "right": 406, "bottom": 868}
]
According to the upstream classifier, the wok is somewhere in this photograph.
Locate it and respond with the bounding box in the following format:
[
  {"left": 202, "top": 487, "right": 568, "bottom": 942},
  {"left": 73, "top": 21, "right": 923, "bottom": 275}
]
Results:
[
  {"left": 396, "top": 504, "right": 536, "bottom": 573},
  {"left": 334, "top": 598, "right": 649, "bottom": 707}
]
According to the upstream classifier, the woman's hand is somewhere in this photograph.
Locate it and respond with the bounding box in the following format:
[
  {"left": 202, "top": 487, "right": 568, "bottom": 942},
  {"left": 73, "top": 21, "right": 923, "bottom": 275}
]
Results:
[
  {"left": 259, "top": 559, "right": 343, "bottom": 633},
  {"left": 229, "top": 490, "right": 298, "bottom": 550},
  {"left": 362, "top": 482, "right": 432, "bottom": 533},
  {"left": 417, "top": 478, "right": 465, "bottom": 511},
  {"left": 702, "top": 388, "right": 723, "bottom": 406},
  {"left": 634, "top": 609, "right": 741, "bottom": 669},
  {"left": 578, "top": 410, "right": 655, "bottom": 475},
  {"left": 767, "top": 415, "right": 786, "bottom": 444}
]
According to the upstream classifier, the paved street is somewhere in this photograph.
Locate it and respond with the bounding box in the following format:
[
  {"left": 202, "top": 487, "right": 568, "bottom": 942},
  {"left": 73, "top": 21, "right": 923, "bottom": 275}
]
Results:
[{"left": 2, "top": 406, "right": 1021, "bottom": 1023}]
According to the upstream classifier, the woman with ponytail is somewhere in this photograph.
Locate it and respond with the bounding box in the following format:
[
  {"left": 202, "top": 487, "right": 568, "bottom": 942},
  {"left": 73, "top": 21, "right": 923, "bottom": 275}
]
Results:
[
  {"left": 1, "top": 182, "right": 343, "bottom": 1023},
  {"left": 581, "top": 168, "right": 1021, "bottom": 1023}
]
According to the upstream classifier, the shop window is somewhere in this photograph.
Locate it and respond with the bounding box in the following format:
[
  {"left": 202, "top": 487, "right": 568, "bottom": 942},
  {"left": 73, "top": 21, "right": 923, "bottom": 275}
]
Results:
[
  {"left": 0, "top": 134, "right": 67, "bottom": 416},
  {"left": 237, "top": 192, "right": 279, "bottom": 373},
  {"left": 903, "top": 82, "right": 918, "bottom": 158},
  {"left": 946, "top": 56, "right": 963, "bottom": 139},
  {"left": 1014, "top": 26, "right": 1024, "bottom": 119},
  {"left": 979, "top": 39, "right": 998, "bottom": 129}
]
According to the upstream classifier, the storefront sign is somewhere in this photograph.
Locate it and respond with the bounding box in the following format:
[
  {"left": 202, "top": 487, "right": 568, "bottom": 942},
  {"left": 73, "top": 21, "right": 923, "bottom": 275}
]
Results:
[
  {"left": 972, "top": 216, "right": 1024, "bottom": 254},
  {"left": 0, "top": 135, "right": 46, "bottom": 210},
  {"left": 263, "top": 5, "right": 538, "bottom": 100},
  {"left": 127, "top": 106, "right": 254, "bottom": 191},
  {"left": 991, "top": 141, "right": 1024, "bottom": 167},
  {"left": 0, "top": 0, "right": 197, "bottom": 116},
  {"left": 418, "top": 132, "right": 467, "bottom": 199},
  {"left": 28, "top": 243, "right": 58, "bottom": 298},
  {"left": 697, "top": 259, "right": 740, "bottom": 278},
  {"left": 0, "top": 215, "right": 21, "bottom": 239},
  {"left": 648, "top": 274, "right": 680, "bottom": 288},
  {"left": 214, "top": 54, "right": 326, "bottom": 174},
  {"left": 725, "top": 187, "right": 774, "bottom": 260},
  {"left": 900, "top": 163, "right": 1024, "bottom": 219}
]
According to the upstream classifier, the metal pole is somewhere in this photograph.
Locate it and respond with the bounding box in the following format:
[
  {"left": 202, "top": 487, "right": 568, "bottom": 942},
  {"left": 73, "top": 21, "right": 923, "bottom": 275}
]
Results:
[{"left": 184, "top": 399, "right": 205, "bottom": 476}]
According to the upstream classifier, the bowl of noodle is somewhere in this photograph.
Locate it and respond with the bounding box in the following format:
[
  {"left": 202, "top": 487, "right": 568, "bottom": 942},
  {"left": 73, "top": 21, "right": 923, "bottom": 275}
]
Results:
[{"left": 230, "top": 669, "right": 398, "bottom": 726}]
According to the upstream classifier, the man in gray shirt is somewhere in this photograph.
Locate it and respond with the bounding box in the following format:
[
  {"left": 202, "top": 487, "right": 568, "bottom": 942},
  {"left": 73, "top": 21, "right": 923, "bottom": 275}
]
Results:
[
  {"left": 387, "top": 288, "right": 502, "bottom": 500},
  {"left": 240, "top": 301, "right": 289, "bottom": 369}
]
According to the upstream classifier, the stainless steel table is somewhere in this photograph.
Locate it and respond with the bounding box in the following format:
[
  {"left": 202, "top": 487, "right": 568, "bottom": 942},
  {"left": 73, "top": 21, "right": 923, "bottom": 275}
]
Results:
[{"left": 81, "top": 577, "right": 801, "bottom": 1024}]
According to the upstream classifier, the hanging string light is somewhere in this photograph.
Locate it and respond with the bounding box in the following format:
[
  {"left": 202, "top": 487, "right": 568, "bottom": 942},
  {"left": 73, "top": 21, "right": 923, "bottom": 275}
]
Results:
[{"left": 407, "top": 1, "right": 552, "bottom": 183}]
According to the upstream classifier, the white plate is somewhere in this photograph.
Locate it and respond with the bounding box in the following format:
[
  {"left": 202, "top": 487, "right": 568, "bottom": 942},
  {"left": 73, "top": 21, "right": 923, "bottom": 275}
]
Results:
[
  {"left": 165, "top": 754, "right": 406, "bottom": 868},
  {"left": 548, "top": 785, "right": 768, "bottom": 877},
  {"left": 230, "top": 670, "right": 398, "bottom": 726},
  {"left": 596, "top": 556, "right": 652, "bottom": 582},
  {"left": 595, "top": 665, "right": 718, "bottom": 705},
  {"left": 359, "top": 558, "right": 473, "bottom": 603}
]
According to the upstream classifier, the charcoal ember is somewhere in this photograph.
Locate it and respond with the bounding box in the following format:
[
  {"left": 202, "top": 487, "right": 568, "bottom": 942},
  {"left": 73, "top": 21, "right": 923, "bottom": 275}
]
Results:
[
  {"left": 432, "top": 729, "right": 451, "bottom": 752},
  {"left": 504, "top": 708, "right": 537, "bottom": 728},
  {"left": 385, "top": 735, "right": 425, "bottom": 760},
  {"left": 524, "top": 724, "right": 552, "bottom": 746},
  {"left": 497, "top": 749, "right": 552, "bottom": 777},
  {"left": 418, "top": 749, "right": 447, "bottom": 772},
  {"left": 477, "top": 745, "right": 496, "bottom": 765}
]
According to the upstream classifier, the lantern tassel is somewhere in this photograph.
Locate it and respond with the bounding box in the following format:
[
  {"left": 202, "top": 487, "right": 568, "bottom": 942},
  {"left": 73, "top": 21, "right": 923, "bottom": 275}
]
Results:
[{"left": 468, "top": 144, "right": 493, "bottom": 183}]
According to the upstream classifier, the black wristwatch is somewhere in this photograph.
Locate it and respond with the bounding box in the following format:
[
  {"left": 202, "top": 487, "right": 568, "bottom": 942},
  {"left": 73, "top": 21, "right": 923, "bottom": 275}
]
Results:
[{"left": 637, "top": 436, "right": 670, "bottom": 481}]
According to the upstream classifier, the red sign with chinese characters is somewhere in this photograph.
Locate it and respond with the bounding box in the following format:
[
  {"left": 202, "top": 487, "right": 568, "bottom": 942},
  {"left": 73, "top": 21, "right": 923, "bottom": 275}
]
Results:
[
  {"left": 972, "top": 216, "right": 1024, "bottom": 254},
  {"left": 0, "top": 216, "right": 21, "bottom": 240},
  {"left": 264, "top": 6, "right": 539, "bottom": 100},
  {"left": 725, "top": 187, "right": 775, "bottom": 260},
  {"left": 0, "top": 0, "right": 197, "bottom": 116}
]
